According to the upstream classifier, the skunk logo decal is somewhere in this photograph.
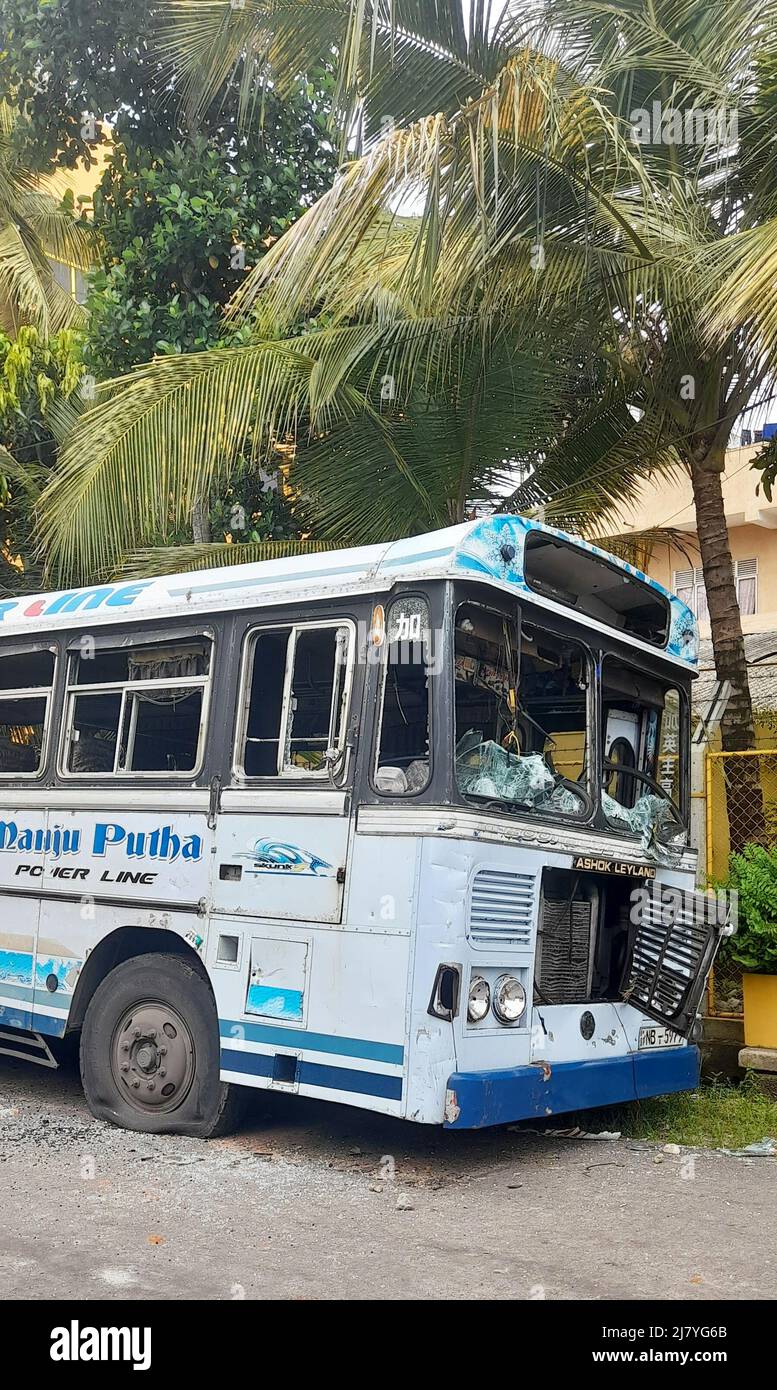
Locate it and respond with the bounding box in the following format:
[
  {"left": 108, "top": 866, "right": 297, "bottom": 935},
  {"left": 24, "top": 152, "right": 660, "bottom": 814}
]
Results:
[{"left": 240, "top": 840, "right": 334, "bottom": 877}]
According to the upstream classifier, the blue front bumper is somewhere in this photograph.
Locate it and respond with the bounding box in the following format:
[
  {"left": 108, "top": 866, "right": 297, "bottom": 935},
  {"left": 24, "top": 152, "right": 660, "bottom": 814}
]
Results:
[{"left": 444, "top": 1045, "right": 700, "bottom": 1129}]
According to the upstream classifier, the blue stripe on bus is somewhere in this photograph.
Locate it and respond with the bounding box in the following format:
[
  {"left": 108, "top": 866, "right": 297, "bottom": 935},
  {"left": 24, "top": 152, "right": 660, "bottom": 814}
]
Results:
[
  {"left": 381, "top": 545, "right": 453, "bottom": 568},
  {"left": 0, "top": 982, "right": 70, "bottom": 1012},
  {"left": 169, "top": 559, "right": 374, "bottom": 598},
  {"left": 0, "top": 1002, "right": 67, "bottom": 1038},
  {"left": 221, "top": 1047, "right": 403, "bottom": 1100},
  {"left": 219, "top": 1018, "right": 404, "bottom": 1065}
]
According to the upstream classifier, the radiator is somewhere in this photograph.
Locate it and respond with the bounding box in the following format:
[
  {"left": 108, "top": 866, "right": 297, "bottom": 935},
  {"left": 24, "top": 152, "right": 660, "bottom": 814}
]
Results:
[{"left": 536, "top": 894, "right": 596, "bottom": 1001}]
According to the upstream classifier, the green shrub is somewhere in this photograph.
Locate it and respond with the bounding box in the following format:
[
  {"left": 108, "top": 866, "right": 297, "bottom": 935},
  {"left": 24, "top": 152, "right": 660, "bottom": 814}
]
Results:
[{"left": 725, "top": 844, "right": 777, "bottom": 974}]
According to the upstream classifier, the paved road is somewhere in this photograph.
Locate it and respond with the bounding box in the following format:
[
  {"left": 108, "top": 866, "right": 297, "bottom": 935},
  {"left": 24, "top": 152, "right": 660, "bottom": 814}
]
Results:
[{"left": 1, "top": 1053, "right": 774, "bottom": 1301}]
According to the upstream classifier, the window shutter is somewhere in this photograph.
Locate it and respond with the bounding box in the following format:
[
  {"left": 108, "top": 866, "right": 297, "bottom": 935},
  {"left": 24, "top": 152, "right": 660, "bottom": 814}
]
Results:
[{"left": 736, "top": 558, "right": 758, "bottom": 616}]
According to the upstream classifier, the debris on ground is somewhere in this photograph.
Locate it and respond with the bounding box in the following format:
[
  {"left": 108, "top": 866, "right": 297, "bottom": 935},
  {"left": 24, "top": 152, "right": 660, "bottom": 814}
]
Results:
[
  {"left": 508, "top": 1125, "right": 621, "bottom": 1140},
  {"left": 719, "top": 1136, "right": 777, "bottom": 1158}
]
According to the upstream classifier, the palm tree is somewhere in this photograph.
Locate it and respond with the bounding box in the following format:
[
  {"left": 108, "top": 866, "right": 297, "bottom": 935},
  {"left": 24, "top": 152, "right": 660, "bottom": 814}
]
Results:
[
  {"left": 0, "top": 103, "right": 99, "bottom": 335},
  {"left": 41, "top": 0, "right": 777, "bottom": 772}
]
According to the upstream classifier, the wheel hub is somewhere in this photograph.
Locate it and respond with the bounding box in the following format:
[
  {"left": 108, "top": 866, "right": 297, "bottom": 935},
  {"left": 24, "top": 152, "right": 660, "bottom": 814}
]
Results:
[{"left": 111, "top": 1002, "right": 195, "bottom": 1113}]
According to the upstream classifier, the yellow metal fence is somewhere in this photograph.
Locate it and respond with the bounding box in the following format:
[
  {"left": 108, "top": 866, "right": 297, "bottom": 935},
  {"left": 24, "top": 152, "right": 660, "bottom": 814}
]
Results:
[{"left": 705, "top": 748, "right": 777, "bottom": 1019}]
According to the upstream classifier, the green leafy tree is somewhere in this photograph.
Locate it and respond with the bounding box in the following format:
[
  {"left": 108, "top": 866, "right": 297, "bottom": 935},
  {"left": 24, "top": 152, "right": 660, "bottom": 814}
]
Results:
[
  {"left": 0, "top": 0, "right": 167, "bottom": 170},
  {"left": 77, "top": 65, "right": 337, "bottom": 544},
  {"left": 724, "top": 845, "right": 777, "bottom": 974},
  {"left": 0, "top": 324, "right": 83, "bottom": 589},
  {"left": 44, "top": 0, "right": 776, "bottom": 775},
  {"left": 83, "top": 91, "right": 336, "bottom": 377},
  {"left": 0, "top": 0, "right": 337, "bottom": 549}
]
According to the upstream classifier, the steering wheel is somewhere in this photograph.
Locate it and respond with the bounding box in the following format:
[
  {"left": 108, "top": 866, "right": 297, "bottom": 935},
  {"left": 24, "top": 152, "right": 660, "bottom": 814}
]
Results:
[
  {"left": 550, "top": 775, "right": 593, "bottom": 818},
  {"left": 603, "top": 759, "right": 685, "bottom": 831},
  {"left": 473, "top": 774, "right": 592, "bottom": 820}
]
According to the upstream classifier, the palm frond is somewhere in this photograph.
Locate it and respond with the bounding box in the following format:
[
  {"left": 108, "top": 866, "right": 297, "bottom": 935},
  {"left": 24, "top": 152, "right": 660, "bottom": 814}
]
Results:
[
  {"left": 19, "top": 191, "right": 102, "bottom": 271},
  {"left": 0, "top": 102, "right": 99, "bottom": 334},
  {"left": 229, "top": 49, "right": 665, "bottom": 341},
  {"left": 119, "top": 537, "right": 338, "bottom": 578},
  {"left": 594, "top": 525, "right": 699, "bottom": 570},
  {"left": 504, "top": 394, "right": 685, "bottom": 534},
  {"left": 700, "top": 219, "right": 777, "bottom": 357},
  {"left": 0, "top": 446, "right": 49, "bottom": 502},
  {"left": 156, "top": 1, "right": 536, "bottom": 144},
  {"left": 39, "top": 337, "right": 324, "bottom": 583},
  {"left": 545, "top": 0, "right": 777, "bottom": 102},
  {"left": 40, "top": 311, "right": 599, "bottom": 582}
]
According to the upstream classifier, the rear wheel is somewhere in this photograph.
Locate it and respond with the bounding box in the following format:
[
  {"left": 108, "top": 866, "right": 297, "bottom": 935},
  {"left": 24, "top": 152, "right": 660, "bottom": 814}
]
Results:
[{"left": 80, "top": 952, "right": 243, "bottom": 1137}]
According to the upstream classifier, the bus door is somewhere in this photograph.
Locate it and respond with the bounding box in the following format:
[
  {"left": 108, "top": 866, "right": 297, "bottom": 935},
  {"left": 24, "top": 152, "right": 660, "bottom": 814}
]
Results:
[{"left": 212, "top": 619, "right": 355, "bottom": 928}]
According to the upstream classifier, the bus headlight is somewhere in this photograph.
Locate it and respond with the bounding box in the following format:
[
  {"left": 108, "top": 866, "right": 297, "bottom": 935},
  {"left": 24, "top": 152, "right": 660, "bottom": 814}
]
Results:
[
  {"left": 492, "top": 975, "right": 526, "bottom": 1025},
  {"left": 467, "top": 975, "right": 490, "bottom": 1023}
]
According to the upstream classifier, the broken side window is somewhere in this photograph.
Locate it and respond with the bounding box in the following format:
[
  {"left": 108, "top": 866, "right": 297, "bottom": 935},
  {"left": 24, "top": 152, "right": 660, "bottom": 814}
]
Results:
[
  {"left": 64, "top": 636, "right": 211, "bottom": 776},
  {"left": 240, "top": 622, "right": 352, "bottom": 778},
  {"left": 374, "top": 596, "right": 432, "bottom": 795},
  {"left": 0, "top": 648, "right": 56, "bottom": 777},
  {"left": 601, "top": 658, "right": 687, "bottom": 849}
]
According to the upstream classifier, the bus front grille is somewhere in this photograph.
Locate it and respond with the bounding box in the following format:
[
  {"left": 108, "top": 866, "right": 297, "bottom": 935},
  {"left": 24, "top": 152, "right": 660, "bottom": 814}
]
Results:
[
  {"left": 625, "top": 889, "right": 726, "bottom": 1037},
  {"left": 468, "top": 869, "right": 535, "bottom": 948}
]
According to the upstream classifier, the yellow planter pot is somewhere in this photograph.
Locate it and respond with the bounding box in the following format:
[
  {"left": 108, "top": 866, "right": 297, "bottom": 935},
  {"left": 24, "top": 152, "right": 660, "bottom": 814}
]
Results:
[{"left": 743, "top": 974, "right": 777, "bottom": 1049}]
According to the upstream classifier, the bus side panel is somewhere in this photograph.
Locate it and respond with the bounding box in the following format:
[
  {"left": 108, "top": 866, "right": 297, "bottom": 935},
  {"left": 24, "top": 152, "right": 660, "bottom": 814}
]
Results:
[
  {"left": 29, "top": 805, "right": 212, "bottom": 1034},
  {"left": 213, "top": 804, "right": 349, "bottom": 924},
  {"left": 212, "top": 924, "right": 410, "bottom": 1117},
  {"left": 0, "top": 803, "right": 46, "bottom": 1033},
  {"left": 211, "top": 827, "right": 418, "bottom": 1114},
  {"left": 0, "top": 907, "right": 42, "bottom": 1032}
]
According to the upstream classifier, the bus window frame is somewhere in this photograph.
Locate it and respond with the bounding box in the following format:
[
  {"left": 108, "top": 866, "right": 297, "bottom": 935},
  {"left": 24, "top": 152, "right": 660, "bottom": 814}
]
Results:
[
  {"left": 599, "top": 651, "right": 690, "bottom": 831},
  {"left": 371, "top": 591, "right": 435, "bottom": 800},
  {"left": 0, "top": 640, "right": 58, "bottom": 782},
  {"left": 517, "top": 614, "right": 596, "bottom": 813},
  {"left": 450, "top": 590, "right": 597, "bottom": 826},
  {"left": 232, "top": 617, "right": 356, "bottom": 783},
  {"left": 58, "top": 627, "right": 215, "bottom": 781}
]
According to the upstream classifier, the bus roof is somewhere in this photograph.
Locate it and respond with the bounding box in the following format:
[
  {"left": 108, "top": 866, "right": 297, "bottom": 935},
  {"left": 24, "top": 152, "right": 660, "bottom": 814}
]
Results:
[{"left": 0, "top": 515, "right": 698, "bottom": 669}]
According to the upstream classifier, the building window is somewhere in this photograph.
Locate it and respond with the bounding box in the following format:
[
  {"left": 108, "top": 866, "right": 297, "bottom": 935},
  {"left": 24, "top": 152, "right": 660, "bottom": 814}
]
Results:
[
  {"left": 674, "top": 559, "right": 757, "bottom": 619},
  {"left": 48, "top": 258, "right": 89, "bottom": 305},
  {"left": 237, "top": 622, "right": 353, "bottom": 778},
  {"left": 62, "top": 636, "right": 211, "bottom": 776}
]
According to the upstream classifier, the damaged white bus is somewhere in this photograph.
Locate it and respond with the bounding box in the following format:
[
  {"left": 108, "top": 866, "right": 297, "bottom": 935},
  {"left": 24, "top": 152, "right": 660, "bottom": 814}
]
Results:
[{"left": 0, "top": 516, "right": 728, "bottom": 1134}]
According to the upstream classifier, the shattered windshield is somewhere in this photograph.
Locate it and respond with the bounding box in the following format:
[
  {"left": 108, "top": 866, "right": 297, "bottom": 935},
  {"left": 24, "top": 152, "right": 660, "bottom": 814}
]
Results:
[
  {"left": 454, "top": 604, "right": 591, "bottom": 818},
  {"left": 601, "top": 658, "right": 687, "bottom": 851}
]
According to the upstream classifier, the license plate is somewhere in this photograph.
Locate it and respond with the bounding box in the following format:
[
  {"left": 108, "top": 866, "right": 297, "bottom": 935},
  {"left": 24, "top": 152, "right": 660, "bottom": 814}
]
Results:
[{"left": 639, "top": 1025, "right": 680, "bottom": 1049}]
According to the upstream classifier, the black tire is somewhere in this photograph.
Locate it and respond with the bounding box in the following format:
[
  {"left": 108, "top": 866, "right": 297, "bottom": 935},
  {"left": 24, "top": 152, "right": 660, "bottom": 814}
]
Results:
[{"left": 80, "top": 952, "right": 244, "bottom": 1137}]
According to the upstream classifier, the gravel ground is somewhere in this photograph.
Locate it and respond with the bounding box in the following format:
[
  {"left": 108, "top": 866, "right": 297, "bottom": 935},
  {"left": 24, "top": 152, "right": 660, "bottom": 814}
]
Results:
[{"left": 1, "top": 1052, "right": 775, "bottom": 1301}]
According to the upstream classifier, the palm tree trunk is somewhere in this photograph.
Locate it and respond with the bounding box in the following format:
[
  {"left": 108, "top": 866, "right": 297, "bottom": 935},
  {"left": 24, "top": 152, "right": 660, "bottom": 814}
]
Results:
[
  {"left": 689, "top": 444, "right": 763, "bottom": 851},
  {"left": 192, "top": 497, "right": 210, "bottom": 544}
]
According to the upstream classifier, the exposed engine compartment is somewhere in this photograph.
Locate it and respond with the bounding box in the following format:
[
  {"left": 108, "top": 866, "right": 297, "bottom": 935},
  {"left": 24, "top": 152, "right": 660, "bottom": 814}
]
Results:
[{"left": 534, "top": 867, "right": 635, "bottom": 1005}]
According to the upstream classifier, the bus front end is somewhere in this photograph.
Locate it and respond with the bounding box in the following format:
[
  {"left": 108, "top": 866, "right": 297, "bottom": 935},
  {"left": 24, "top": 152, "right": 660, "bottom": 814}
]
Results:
[{"left": 370, "top": 518, "right": 731, "bottom": 1128}]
